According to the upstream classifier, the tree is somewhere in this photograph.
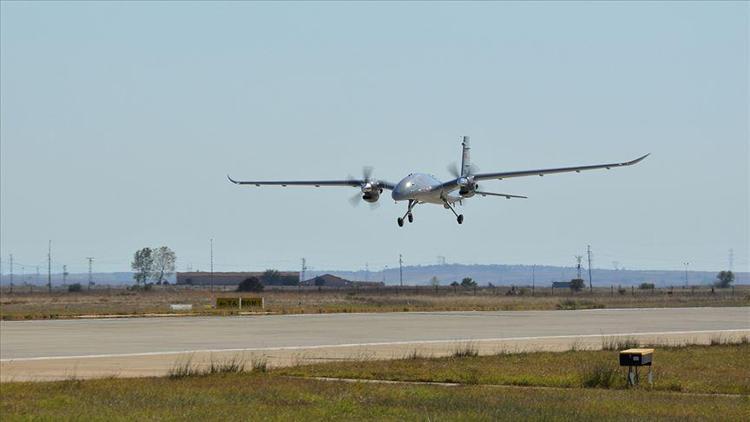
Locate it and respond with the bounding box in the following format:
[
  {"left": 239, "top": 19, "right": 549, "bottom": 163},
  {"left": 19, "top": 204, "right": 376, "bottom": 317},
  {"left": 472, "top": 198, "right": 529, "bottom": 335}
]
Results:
[
  {"left": 460, "top": 277, "right": 477, "bottom": 288},
  {"left": 450, "top": 281, "right": 460, "bottom": 287},
  {"left": 237, "top": 277, "right": 264, "bottom": 292},
  {"left": 131, "top": 247, "right": 154, "bottom": 286},
  {"left": 152, "top": 246, "right": 176, "bottom": 285},
  {"left": 569, "top": 278, "right": 585, "bottom": 292},
  {"left": 639, "top": 282, "right": 655, "bottom": 290},
  {"left": 68, "top": 283, "right": 83, "bottom": 293},
  {"left": 715, "top": 271, "right": 735, "bottom": 288}
]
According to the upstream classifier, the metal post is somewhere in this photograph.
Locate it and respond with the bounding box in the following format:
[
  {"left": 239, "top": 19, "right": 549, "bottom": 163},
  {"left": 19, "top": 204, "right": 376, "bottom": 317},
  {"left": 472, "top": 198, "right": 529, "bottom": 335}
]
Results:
[
  {"left": 47, "top": 240, "right": 52, "bottom": 294},
  {"left": 8, "top": 254, "right": 13, "bottom": 294},
  {"left": 683, "top": 262, "right": 689, "bottom": 288},
  {"left": 210, "top": 239, "right": 214, "bottom": 292},
  {"left": 399, "top": 254, "right": 403, "bottom": 287},
  {"left": 587, "top": 245, "right": 593, "bottom": 293}
]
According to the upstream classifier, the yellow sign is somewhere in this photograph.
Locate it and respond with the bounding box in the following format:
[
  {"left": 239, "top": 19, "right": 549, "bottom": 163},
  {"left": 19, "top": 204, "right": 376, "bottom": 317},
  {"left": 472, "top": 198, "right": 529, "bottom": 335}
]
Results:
[{"left": 216, "top": 297, "right": 264, "bottom": 309}]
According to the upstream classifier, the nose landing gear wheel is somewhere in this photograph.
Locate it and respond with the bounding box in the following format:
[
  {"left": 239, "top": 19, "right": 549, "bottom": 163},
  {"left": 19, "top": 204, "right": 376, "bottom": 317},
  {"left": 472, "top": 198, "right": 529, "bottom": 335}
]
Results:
[
  {"left": 457, "top": 214, "right": 464, "bottom": 224},
  {"left": 408, "top": 213, "right": 414, "bottom": 223},
  {"left": 397, "top": 217, "right": 404, "bottom": 227}
]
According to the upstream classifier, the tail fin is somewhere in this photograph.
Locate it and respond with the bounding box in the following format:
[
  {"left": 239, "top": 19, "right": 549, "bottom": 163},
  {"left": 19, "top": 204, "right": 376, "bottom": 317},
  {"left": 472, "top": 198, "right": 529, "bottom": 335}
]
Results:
[{"left": 460, "top": 136, "right": 471, "bottom": 177}]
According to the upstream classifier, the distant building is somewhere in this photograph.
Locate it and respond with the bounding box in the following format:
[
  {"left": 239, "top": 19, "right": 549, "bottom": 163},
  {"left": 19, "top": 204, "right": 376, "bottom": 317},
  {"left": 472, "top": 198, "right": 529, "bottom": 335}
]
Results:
[
  {"left": 302, "top": 274, "right": 384, "bottom": 288},
  {"left": 552, "top": 281, "right": 573, "bottom": 289},
  {"left": 176, "top": 271, "right": 299, "bottom": 286}
]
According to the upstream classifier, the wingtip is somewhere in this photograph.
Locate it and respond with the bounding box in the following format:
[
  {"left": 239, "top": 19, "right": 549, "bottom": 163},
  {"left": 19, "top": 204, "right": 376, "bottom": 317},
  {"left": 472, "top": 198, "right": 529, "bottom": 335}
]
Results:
[
  {"left": 629, "top": 153, "right": 650, "bottom": 165},
  {"left": 227, "top": 174, "right": 239, "bottom": 184}
]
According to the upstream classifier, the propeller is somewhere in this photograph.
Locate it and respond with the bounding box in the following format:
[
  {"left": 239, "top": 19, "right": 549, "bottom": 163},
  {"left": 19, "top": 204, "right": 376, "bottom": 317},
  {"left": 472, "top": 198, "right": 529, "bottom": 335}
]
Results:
[{"left": 348, "top": 166, "right": 381, "bottom": 209}]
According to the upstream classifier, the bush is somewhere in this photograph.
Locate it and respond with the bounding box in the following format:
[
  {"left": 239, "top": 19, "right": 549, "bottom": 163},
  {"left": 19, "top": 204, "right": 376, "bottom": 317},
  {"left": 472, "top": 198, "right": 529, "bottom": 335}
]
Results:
[
  {"left": 569, "top": 278, "right": 585, "bottom": 292},
  {"left": 67, "top": 283, "right": 83, "bottom": 293},
  {"left": 639, "top": 283, "right": 655, "bottom": 290},
  {"left": 580, "top": 362, "right": 619, "bottom": 388},
  {"left": 237, "top": 277, "right": 264, "bottom": 292},
  {"left": 715, "top": 271, "right": 734, "bottom": 288}
]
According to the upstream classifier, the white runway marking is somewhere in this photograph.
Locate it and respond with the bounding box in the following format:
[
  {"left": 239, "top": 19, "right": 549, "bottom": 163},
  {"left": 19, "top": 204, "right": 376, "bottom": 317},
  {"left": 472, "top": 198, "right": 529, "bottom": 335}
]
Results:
[{"left": 3, "top": 328, "right": 747, "bottom": 363}]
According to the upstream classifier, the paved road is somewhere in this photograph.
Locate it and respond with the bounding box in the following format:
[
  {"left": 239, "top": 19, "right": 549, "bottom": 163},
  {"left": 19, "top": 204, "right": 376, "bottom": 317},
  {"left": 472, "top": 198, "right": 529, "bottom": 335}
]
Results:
[{"left": 1, "top": 307, "right": 747, "bottom": 381}]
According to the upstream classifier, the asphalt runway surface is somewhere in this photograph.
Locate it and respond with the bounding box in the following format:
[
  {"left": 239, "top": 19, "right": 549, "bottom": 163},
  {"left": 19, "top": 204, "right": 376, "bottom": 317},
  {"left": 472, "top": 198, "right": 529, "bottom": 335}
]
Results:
[{"left": 2, "top": 307, "right": 748, "bottom": 381}]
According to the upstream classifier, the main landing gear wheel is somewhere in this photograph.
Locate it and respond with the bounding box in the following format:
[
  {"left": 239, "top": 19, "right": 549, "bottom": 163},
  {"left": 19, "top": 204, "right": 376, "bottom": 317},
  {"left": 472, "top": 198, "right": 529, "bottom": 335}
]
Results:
[
  {"left": 408, "top": 213, "right": 414, "bottom": 223},
  {"left": 397, "top": 217, "right": 404, "bottom": 227},
  {"left": 457, "top": 214, "right": 464, "bottom": 224}
]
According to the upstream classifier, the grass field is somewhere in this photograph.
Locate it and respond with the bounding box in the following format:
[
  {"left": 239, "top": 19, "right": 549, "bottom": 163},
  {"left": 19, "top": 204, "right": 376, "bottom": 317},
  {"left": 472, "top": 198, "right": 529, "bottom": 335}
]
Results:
[
  {"left": 2, "top": 344, "right": 748, "bottom": 421},
  {"left": 1, "top": 285, "right": 747, "bottom": 320},
  {"left": 276, "top": 342, "right": 750, "bottom": 395}
]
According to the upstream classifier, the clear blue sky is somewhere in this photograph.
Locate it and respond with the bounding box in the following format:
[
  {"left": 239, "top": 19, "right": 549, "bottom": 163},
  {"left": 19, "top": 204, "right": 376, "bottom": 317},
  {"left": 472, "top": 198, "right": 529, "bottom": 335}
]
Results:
[{"left": 1, "top": 2, "right": 747, "bottom": 274}]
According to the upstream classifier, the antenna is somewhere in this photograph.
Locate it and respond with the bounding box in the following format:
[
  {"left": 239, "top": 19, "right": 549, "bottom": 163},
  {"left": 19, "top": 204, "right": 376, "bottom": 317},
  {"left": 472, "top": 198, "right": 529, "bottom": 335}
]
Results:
[
  {"left": 587, "top": 245, "right": 593, "bottom": 293},
  {"left": 86, "top": 257, "right": 94, "bottom": 290}
]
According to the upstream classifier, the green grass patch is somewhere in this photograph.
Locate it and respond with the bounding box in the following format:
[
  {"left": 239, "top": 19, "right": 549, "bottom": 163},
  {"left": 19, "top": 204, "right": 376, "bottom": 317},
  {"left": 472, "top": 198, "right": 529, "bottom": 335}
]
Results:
[
  {"left": 276, "top": 343, "right": 750, "bottom": 395},
  {"left": 2, "top": 373, "right": 748, "bottom": 421}
]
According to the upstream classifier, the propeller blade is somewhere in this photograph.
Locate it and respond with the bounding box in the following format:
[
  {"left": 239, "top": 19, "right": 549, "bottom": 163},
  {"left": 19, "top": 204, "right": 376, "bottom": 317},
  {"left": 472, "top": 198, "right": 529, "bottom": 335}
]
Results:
[
  {"left": 348, "top": 191, "right": 362, "bottom": 207},
  {"left": 475, "top": 191, "right": 528, "bottom": 199},
  {"left": 447, "top": 162, "right": 460, "bottom": 178},
  {"left": 362, "top": 166, "right": 374, "bottom": 181}
]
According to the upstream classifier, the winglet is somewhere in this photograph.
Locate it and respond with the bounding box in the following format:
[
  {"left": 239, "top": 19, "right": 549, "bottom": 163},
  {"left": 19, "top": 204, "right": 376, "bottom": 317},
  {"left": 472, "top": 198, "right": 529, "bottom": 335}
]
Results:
[
  {"left": 227, "top": 174, "right": 240, "bottom": 184},
  {"left": 627, "top": 153, "right": 650, "bottom": 166}
]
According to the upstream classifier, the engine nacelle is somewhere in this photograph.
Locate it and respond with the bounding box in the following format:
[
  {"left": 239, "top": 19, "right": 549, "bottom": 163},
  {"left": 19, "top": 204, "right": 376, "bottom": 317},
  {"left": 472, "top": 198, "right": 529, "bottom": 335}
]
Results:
[
  {"left": 458, "top": 177, "right": 478, "bottom": 197},
  {"left": 362, "top": 190, "right": 381, "bottom": 203}
]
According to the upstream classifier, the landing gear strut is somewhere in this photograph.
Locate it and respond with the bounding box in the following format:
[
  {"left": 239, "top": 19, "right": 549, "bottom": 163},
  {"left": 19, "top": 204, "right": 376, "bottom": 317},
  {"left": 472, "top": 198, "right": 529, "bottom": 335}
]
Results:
[
  {"left": 397, "top": 200, "right": 416, "bottom": 227},
  {"left": 444, "top": 200, "right": 464, "bottom": 225}
]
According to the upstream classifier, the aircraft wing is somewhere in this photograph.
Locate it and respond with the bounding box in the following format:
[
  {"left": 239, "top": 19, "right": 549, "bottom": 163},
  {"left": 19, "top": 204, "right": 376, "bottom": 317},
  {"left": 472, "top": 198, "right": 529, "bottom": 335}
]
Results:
[
  {"left": 227, "top": 175, "right": 395, "bottom": 190},
  {"left": 441, "top": 154, "right": 649, "bottom": 191},
  {"left": 473, "top": 154, "right": 649, "bottom": 181}
]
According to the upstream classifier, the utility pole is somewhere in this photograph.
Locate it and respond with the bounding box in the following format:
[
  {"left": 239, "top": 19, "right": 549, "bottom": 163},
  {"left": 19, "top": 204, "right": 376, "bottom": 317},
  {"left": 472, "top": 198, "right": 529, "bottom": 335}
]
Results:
[
  {"left": 210, "top": 238, "right": 214, "bottom": 292},
  {"left": 575, "top": 256, "right": 583, "bottom": 279},
  {"left": 86, "top": 257, "right": 94, "bottom": 290},
  {"left": 399, "top": 255, "right": 404, "bottom": 287},
  {"left": 586, "top": 245, "right": 593, "bottom": 293},
  {"left": 36, "top": 266, "right": 40, "bottom": 285},
  {"left": 683, "top": 262, "right": 689, "bottom": 288},
  {"left": 382, "top": 265, "right": 388, "bottom": 283},
  {"left": 62, "top": 265, "right": 68, "bottom": 286},
  {"left": 47, "top": 240, "right": 52, "bottom": 294},
  {"left": 531, "top": 264, "right": 536, "bottom": 296},
  {"left": 729, "top": 249, "right": 734, "bottom": 271},
  {"left": 365, "top": 262, "right": 369, "bottom": 283},
  {"left": 300, "top": 258, "right": 307, "bottom": 285},
  {"left": 9, "top": 254, "right": 13, "bottom": 294}
]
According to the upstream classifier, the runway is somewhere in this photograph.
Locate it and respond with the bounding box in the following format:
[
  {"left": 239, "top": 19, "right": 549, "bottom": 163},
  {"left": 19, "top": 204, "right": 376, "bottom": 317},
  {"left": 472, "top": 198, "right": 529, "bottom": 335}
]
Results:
[{"left": 1, "top": 307, "right": 748, "bottom": 381}]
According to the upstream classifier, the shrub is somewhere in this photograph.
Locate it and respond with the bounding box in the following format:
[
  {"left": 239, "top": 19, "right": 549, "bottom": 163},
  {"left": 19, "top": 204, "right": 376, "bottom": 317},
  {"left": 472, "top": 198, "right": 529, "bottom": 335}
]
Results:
[
  {"left": 639, "top": 283, "right": 655, "bottom": 290},
  {"left": 67, "top": 283, "right": 83, "bottom": 293},
  {"left": 237, "top": 277, "right": 264, "bottom": 292},
  {"left": 580, "top": 362, "right": 619, "bottom": 388},
  {"left": 569, "top": 278, "right": 585, "bottom": 292}
]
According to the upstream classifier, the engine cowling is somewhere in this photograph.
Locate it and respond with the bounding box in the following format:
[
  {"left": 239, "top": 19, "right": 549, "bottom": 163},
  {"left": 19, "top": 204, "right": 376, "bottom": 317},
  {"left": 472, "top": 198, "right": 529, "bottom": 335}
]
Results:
[
  {"left": 361, "top": 182, "right": 382, "bottom": 203},
  {"left": 457, "top": 177, "right": 478, "bottom": 197}
]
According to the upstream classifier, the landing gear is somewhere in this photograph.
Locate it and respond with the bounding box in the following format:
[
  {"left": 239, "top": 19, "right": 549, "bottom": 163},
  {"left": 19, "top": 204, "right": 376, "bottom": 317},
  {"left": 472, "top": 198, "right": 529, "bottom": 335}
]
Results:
[
  {"left": 443, "top": 199, "right": 465, "bottom": 225},
  {"left": 397, "top": 200, "right": 416, "bottom": 227}
]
